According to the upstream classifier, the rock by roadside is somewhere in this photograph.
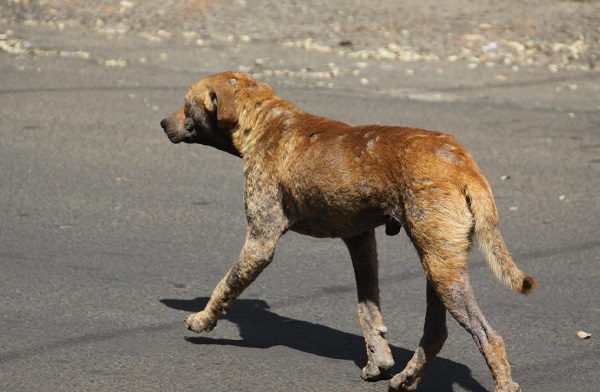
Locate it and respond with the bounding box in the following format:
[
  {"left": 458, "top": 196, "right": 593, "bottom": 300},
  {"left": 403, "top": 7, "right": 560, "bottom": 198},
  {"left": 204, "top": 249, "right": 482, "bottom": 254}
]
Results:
[{"left": 1, "top": 0, "right": 599, "bottom": 72}]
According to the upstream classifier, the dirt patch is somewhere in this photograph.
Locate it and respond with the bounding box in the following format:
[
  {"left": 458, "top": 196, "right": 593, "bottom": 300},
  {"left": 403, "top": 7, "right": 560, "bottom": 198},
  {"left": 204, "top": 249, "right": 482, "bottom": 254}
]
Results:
[{"left": 1, "top": 0, "right": 599, "bottom": 70}]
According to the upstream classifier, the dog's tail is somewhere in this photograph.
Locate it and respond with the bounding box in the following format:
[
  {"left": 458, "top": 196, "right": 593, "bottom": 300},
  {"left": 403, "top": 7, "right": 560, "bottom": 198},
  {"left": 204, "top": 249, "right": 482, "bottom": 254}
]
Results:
[{"left": 464, "top": 178, "right": 537, "bottom": 294}]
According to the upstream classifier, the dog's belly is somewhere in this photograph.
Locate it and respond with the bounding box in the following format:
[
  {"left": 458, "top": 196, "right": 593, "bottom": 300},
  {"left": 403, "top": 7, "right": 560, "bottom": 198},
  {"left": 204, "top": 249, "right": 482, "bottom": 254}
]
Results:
[
  {"left": 281, "top": 173, "right": 401, "bottom": 238},
  {"left": 289, "top": 209, "right": 389, "bottom": 239}
]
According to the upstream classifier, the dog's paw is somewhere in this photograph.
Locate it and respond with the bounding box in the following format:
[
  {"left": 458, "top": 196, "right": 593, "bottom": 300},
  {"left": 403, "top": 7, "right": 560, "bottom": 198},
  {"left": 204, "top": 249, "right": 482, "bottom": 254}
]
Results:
[
  {"left": 185, "top": 311, "right": 217, "bottom": 333},
  {"left": 361, "top": 357, "right": 394, "bottom": 381},
  {"left": 389, "top": 368, "right": 421, "bottom": 391},
  {"left": 494, "top": 381, "right": 522, "bottom": 392}
]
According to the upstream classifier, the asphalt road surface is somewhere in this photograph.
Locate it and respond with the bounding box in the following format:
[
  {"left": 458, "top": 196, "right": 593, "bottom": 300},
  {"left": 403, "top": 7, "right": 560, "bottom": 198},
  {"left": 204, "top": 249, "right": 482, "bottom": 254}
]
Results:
[{"left": 1, "top": 23, "right": 599, "bottom": 392}]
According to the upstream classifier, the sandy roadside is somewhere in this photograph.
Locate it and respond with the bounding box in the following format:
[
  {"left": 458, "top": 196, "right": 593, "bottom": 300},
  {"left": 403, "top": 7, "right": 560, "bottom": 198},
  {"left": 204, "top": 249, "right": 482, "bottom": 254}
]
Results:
[{"left": 1, "top": 0, "right": 599, "bottom": 72}]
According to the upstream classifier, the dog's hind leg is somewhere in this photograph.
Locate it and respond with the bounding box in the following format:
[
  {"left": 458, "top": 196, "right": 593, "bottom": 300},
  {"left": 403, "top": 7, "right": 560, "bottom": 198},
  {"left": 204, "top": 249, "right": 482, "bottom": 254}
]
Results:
[
  {"left": 436, "top": 265, "right": 520, "bottom": 392},
  {"left": 389, "top": 279, "right": 447, "bottom": 391},
  {"left": 391, "top": 199, "right": 521, "bottom": 391},
  {"left": 390, "top": 187, "right": 468, "bottom": 391},
  {"left": 343, "top": 229, "right": 395, "bottom": 381}
]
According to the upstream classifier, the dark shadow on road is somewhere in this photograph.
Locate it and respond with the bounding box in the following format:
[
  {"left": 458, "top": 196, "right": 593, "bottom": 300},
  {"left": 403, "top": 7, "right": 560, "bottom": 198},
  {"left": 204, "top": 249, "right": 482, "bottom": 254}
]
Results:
[{"left": 160, "top": 297, "right": 488, "bottom": 392}]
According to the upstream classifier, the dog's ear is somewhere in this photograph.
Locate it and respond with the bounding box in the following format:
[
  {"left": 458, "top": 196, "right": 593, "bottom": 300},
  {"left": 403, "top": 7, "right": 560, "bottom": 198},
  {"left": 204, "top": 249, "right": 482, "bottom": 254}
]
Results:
[{"left": 213, "top": 82, "right": 238, "bottom": 128}]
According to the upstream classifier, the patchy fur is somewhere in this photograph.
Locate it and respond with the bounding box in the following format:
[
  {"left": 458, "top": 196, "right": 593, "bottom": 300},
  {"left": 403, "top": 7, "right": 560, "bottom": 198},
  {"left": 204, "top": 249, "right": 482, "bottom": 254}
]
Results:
[{"left": 161, "top": 71, "right": 536, "bottom": 391}]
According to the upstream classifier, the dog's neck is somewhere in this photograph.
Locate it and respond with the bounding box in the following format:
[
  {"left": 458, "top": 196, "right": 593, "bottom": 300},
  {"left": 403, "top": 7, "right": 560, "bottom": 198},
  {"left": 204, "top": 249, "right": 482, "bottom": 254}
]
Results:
[
  {"left": 232, "top": 94, "right": 304, "bottom": 157},
  {"left": 232, "top": 99, "right": 353, "bottom": 184}
]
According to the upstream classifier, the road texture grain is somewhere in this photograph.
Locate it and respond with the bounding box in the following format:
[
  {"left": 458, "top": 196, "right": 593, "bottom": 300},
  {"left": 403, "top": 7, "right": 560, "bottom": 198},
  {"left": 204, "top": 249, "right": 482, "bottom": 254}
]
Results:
[{"left": 1, "top": 2, "right": 599, "bottom": 391}]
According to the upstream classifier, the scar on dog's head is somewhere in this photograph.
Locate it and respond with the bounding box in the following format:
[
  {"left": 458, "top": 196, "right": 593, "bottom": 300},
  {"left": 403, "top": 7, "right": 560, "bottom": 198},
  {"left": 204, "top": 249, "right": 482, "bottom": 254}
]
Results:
[{"left": 160, "top": 71, "right": 253, "bottom": 156}]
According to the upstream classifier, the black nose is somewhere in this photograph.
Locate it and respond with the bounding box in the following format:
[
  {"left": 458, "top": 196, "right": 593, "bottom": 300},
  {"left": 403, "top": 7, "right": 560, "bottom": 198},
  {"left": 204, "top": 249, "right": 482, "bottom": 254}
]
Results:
[{"left": 160, "top": 118, "right": 168, "bottom": 129}]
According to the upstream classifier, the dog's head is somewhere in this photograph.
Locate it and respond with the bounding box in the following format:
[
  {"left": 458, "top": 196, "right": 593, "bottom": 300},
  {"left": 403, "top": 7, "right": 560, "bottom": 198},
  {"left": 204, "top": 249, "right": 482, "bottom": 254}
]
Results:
[{"left": 160, "top": 71, "right": 257, "bottom": 157}]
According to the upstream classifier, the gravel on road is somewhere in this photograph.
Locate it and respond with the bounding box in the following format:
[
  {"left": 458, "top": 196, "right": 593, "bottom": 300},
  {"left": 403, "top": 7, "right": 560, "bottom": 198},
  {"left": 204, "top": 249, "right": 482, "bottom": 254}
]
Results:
[{"left": 1, "top": 0, "right": 599, "bottom": 72}]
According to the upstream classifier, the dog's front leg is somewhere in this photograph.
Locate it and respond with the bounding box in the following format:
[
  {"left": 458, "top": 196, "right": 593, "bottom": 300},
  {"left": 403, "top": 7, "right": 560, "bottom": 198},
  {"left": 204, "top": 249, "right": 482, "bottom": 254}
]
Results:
[
  {"left": 185, "top": 194, "right": 287, "bottom": 333},
  {"left": 185, "top": 232, "right": 282, "bottom": 332},
  {"left": 343, "top": 230, "right": 395, "bottom": 380}
]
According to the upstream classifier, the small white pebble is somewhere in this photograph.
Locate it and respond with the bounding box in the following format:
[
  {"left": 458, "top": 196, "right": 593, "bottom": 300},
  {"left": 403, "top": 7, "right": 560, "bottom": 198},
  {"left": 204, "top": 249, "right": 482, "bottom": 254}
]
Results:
[{"left": 577, "top": 331, "right": 591, "bottom": 339}]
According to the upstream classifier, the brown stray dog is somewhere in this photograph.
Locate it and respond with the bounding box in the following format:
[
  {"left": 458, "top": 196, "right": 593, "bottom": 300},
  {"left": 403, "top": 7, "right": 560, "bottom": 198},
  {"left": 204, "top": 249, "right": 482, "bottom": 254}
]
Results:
[{"left": 160, "top": 71, "right": 536, "bottom": 392}]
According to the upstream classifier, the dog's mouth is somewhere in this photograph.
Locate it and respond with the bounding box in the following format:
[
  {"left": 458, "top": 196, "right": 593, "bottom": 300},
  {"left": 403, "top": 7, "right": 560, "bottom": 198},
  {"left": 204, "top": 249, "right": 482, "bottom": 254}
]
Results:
[
  {"left": 161, "top": 118, "right": 194, "bottom": 144},
  {"left": 165, "top": 130, "right": 185, "bottom": 144},
  {"left": 167, "top": 130, "right": 196, "bottom": 144}
]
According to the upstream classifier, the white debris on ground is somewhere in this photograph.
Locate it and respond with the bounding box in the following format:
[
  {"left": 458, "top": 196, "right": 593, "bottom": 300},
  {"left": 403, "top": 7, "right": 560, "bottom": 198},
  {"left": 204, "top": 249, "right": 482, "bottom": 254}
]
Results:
[
  {"left": 0, "top": 31, "right": 91, "bottom": 60},
  {"left": 281, "top": 34, "right": 594, "bottom": 72},
  {"left": 1, "top": 0, "right": 598, "bottom": 73}
]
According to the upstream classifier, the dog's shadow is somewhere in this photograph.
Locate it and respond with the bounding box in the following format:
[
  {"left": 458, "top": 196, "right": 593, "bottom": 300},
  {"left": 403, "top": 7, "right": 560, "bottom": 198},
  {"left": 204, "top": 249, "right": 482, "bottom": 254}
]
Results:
[{"left": 160, "top": 297, "right": 487, "bottom": 392}]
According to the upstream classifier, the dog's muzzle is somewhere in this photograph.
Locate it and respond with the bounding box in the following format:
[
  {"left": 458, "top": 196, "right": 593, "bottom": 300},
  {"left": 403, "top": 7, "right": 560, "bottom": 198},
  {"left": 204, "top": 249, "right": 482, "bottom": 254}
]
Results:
[{"left": 161, "top": 117, "right": 193, "bottom": 144}]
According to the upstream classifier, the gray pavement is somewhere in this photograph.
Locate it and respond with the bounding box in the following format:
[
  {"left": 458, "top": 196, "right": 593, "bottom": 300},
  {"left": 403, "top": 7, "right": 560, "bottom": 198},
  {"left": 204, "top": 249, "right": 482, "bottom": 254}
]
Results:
[{"left": 1, "top": 19, "right": 599, "bottom": 392}]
